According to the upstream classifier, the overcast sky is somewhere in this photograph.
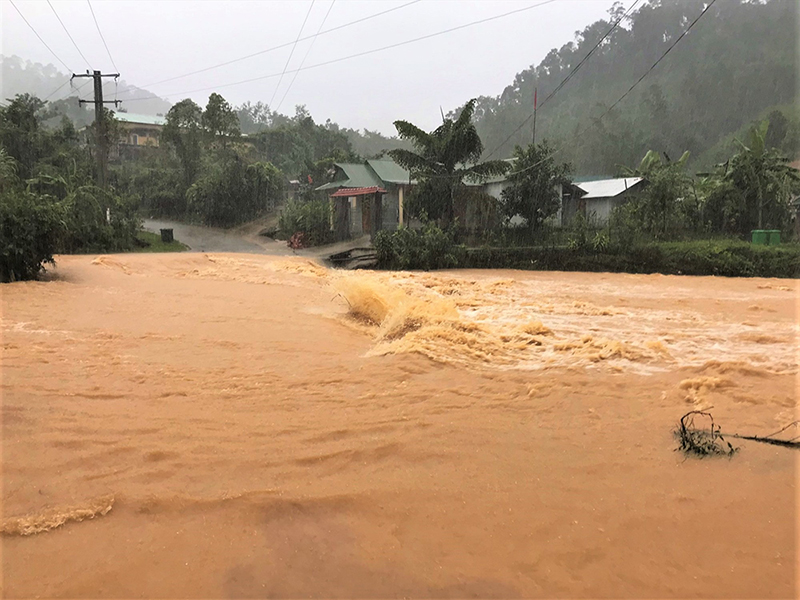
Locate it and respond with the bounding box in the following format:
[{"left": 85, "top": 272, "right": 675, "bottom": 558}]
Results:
[{"left": 3, "top": 0, "right": 632, "bottom": 134}]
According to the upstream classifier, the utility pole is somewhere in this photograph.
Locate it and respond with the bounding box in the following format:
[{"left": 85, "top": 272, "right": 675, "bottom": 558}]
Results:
[
  {"left": 73, "top": 70, "right": 119, "bottom": 189},
  {"left": 532, "top": 87, "right": 538, "bottom": 146}
]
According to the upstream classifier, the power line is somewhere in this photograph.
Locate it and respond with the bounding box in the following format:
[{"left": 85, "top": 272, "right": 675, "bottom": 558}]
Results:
[
  {"left": 275, "top": 0, "right": 336, "bottom": 114},
  {"left": 47, "top": 0, "right": 92, "bottom": 69},
  {"left": 87, "top": 0, "right": 119, "bottom": 72},
  {"left": 485, "top": 0, "right": 640, "bottom": 159},
  {"left": 269, "top": 0, "right": 316, "bottom": 108},
  {"left": 123, "top": 0, "right": 560, "bottom": 103},
  {"left": 502, "top": 0, "right": 718, "bottom": 176},
  {"left": 8, "top": 0, "right": 72, "bottom": 72},
  {"left": 116, "top": 0, "right": 422, "bottom": 93},
  {"left": 43, "top": 79, "right": 71, "bottom": 101},
  {"left": 48, "top": 78, "right": 92, "bottom": 104}
]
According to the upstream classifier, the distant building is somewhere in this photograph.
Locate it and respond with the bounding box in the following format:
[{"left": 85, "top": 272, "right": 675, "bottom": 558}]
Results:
[
  {"left": 113, "top": 111, "right": 166, "bottom": 148},
  {"left": 564, "top": 177, "right": 645, "bottom": 225},
  {"left": 316, "top": 156, "right": 646, "bottom": 240},
  {"left": 481, "top": 172, "right": 645, "bottom": 227}
]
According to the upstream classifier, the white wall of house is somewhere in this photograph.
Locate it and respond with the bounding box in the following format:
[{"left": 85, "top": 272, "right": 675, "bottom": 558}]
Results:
[
  {"left": 484, "top": 181, "right": 506, "bottom": 200},
  {"left": 585, "top": 197, "right": 615, "bottom": 224}
]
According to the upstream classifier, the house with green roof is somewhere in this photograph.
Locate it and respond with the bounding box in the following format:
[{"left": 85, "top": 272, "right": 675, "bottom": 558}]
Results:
[
  {"left": 316, "top": 158, "right": 414, "bottom": 240},
  {"left": 112, "top": 111, "right": 166, "bottom": 148}
]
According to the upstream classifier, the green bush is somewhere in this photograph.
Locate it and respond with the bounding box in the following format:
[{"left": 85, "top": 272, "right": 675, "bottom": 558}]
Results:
[
  {"left": 374, "top": 223, "right": 465, "bottom": 270},
  {"left": 0, "top": 188, "right": 62, "bottom": 282},
  {"left": 278, "top": 198, "right": 332, "bottom": 246},
  {"left": 57, "top": 186, "right": 140, "bottom": 253},
  {"left": 460, "top": 239, "right": 799, "bottom": 278},
  {"left": 187, "top": 154, "right": 285, "bottom": 227}
]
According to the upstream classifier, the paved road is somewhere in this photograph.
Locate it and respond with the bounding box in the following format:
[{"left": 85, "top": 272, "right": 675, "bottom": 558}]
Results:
[
  {"left": 143, "top": 219, "right": 291, "bottom": 255},
  {"left": 142, "top": 219, "right": 371, "bottom": 261}
]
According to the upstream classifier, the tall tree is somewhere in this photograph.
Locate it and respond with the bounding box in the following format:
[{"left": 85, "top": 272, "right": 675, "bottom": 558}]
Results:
[
  {"left": 388, "top": 98, "right": 510, "bottom": 225},
  {"left": 620, "top": 149, "right": 692, "bottom": 238},
  {"left": 203, "top": 93, "right": 240, "bottom": 146},
  {"left": 162, "top": 99, "right": 204, "bottom": 188},
  {"left": 722, "top": 121, "right": 799, "bottom": 231},
  {"left": 0, "top": 93, "right": 46, "bottom": 179},
  {"left": 501, "top": 140, "right": 572, "bottom": 233}
]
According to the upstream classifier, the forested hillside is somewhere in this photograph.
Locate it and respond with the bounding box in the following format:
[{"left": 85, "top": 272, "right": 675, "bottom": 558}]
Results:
[{"left": 465, "top": 0, "right": 797, "bottom": 174}]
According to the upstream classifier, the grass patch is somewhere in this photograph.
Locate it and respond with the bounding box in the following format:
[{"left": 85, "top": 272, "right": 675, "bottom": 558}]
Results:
[{"left": 133, "top": 230, "right": 189, "bottom": 253}]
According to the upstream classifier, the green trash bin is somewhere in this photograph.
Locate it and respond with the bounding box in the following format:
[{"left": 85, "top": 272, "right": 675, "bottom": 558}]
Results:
[
  {"left": 751, "top": 230, "right": 767, "bottom": 245},
  {"left": 766, "top": 230, "right": 781, "bottom": 246}
]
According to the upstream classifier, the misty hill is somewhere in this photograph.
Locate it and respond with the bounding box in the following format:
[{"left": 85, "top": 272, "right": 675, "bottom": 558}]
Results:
[
  {"left": 1, "top": 55, "right": 173, "bottom": 122},
  {"left": 465, "top": 0, "right": 797, "bottom": 174},
  {"left": 1, "top": 54, "right": 406, "bottom": 159}
]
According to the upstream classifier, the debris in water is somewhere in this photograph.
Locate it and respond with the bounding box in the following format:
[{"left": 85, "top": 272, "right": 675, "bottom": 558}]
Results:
[
  {"left": 675, "top": 411, "right": 737, "bottom": 457},
  {"left": 676, "top": 412, "right": 800, "bottom": 457}
]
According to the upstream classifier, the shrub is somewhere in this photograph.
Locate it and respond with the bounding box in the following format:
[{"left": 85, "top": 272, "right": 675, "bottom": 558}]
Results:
[
  {"left": 461, "top": 239, "right": 799, "bottom": 278},
  {"left": 57, "top": 186, "right": 140, "bottom": 254},
  {"left": 187, "top": 154, "right": 285, "bottom": 227},
  {"left": 374, "top": 223, "right": 465, "bottom": 270},
  {"left": 278, "top": 199, "right": 332, "bottom": 246},
  {"left": 0, "top": 188, "right": 62, "bottom": 282}
]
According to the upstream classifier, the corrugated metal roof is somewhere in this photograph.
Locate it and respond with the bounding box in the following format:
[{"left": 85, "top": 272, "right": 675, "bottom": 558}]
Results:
[
  {"left": 366, "top": 159, "right": 412, "bottom": 184},
  {"left": 330, "top": 186, "right": 387, "bottom": 197},
  {"left": 339, "top": 163, "right": 383, "bottom": 188},
  {"left": 316, "top": 162, "right": 384, "bottom": 191},
  {"left": 113, "top": 112, "right": 166, "bottom": 126},
  {"left": 578, "top": 177, "right": 643, "bottom": 199}
]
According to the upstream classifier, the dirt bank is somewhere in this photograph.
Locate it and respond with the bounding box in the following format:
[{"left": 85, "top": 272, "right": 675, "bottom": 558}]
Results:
[{"left": 1, "top": 253, "right": 797, "bottom": 598}]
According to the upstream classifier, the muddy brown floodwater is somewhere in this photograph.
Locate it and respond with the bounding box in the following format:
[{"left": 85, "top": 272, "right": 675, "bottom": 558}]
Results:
[{"left": 1, "top": 253, "right": 797, "bottom": 598}]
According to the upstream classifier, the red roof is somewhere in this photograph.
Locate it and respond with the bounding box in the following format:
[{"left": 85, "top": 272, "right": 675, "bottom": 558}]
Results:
[{"left": 329, "top": 186, "right": 387, "bottom": 197}]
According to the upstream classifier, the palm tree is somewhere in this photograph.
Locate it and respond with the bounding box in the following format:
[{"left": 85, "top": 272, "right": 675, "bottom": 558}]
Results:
[
  {"left": 724, "top": 121, "right": 799, "bottom": 229},
  {"left": 388, "top": 99, "right": 510, "bottom": 226}
]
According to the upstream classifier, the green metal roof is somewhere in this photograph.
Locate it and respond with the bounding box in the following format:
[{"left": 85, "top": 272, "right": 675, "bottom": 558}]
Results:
[
  {"left": 113, "top": 112, "right": 166, "bottom": 126},
  {"left": 366, "top": 159, "right": 412, "bottom": 184},
  {"left": 316, "top": 162, "right": 383, "bottom": 191}
]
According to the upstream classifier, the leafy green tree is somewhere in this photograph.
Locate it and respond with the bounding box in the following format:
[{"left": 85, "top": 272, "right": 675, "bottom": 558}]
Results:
[
  {"left": 0, "top": 147, "right": 19, "bottom": 191},
  {"left": 0, "top": 94, "right": 46, "bottom": 179},
  {"left": 501, "top": 140, "right": 572, "bottom": 233},
  {"left": 86, "top": 107, "right": 122, "bottom": 181},
  {"left": 203, "top": 93, "right": 240, "bottom": 146},
  {"left": 388, "top": 98, "right": 510, "bottom": 225},
  {"left": 187, "top": 152, "right": 285, "bottom": 227},
  {"left": 620, "top": 149, "right": 692, "bottom": 238},
  {"left": 162, "top": 99, "right": 204, "bottom": 189},
  {"left": 717, "top": 121, "right": 799, "bottom": 232},
  {"left": 0, "top": 186, "right": 63, "bottom": 282},
  {"left": 236, "top": 101, "right": 272, "bottom": 134}
]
